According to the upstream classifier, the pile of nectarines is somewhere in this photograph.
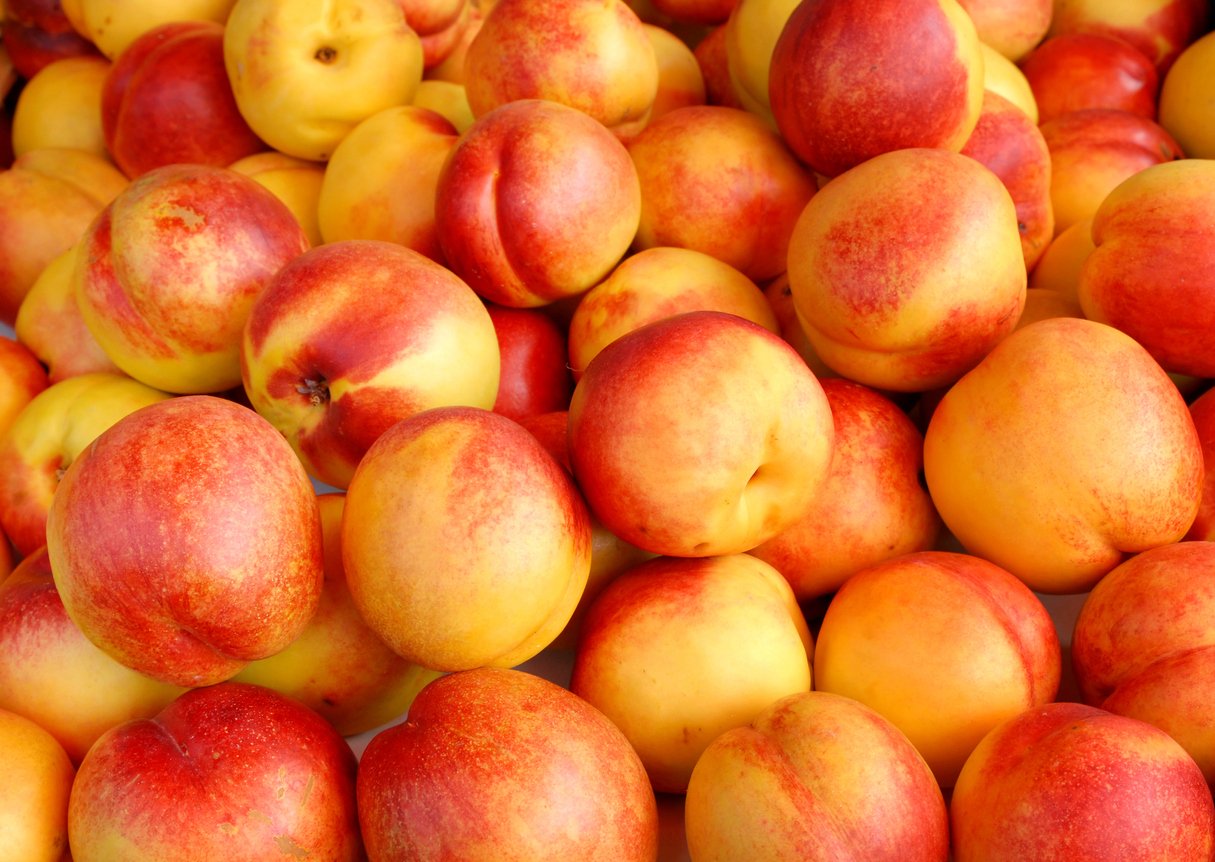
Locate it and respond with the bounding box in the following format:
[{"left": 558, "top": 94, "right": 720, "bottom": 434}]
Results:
[{"left": 2, "top": 0, "right": 1215, "bottom": 859}]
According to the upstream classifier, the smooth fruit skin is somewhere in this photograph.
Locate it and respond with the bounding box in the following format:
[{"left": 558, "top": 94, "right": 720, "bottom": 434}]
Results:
[
  {"left": 1040, "top": 107, "right": 1184, "bottom": 237},
  {"left": 570, "top": 553, "right": 813, "bottom": 794},
  {"left": 960, "top": 90, "right": 1055, "bottom": 270},
  {"left": 463, "top": 0, "right": 659, "bottom": 136},
  {"left": 0, "top": 333, "right": 49, "bottom": 437},
  {"left": 232, "top": 493, "right": 442, "bottom": 738},
  {"left": 0, "top": 547, "right": 185, "bottom": 763},
  {"left": 241, "top": 238, "right": 501, "bottom": 490},
  {"left": 1188, "top": 388, "right": 1215, "bottom": 540},
  {"left": 45, "top": 395, "right": 325, "bottom": 688},
  {"left": 1077, "top": 158, "right": 1215, "bottom": 378},
  {"left": 0, "top": 706, "right": 75, "bottom": 862},
  {"left": 787, "top": 147, "right": 1026, "bottom": 393},
  {"left": 1159, "top": 29, "right": 1215, "bottom": 158},
  {"left": 222, "top": 0, "right": 424, "bottom": 162},
  {"left": 486, "top": 304, "right": 574, "bottom": 422},
  {"left": 0, "top": 371, "right": 171, "bottom": 557},
  {"left": 568, "top": 310, "right": 834, "bottom": 558},
  {"left": 435, "top": 98, "right": 642, "bottom": 308},
  {"left": 685, "top": 691, "right": 949, "bottom": 862},
  {"left": 341, "top": 406, "right": 592, "bottom": 672},
  {"left": 101, "top": 21, "right": 265, "bottom": 178},
  {"left": 626, "top": 104, "right": 818, "bottom": 283},
  {"left": 1045, "top": 0, "right": 1210, "bottom": 73},
  {"left": 956, "top": 0, "right": 1051, "bottom": 61},
  {"left": 951, "top": 702, "right": 1215, "bottom": 862},
  {"left": 0, "top": 147, "right": 128, "bottom": 327},
  {"left": 356, "top": 668, "right": 659, "bottom": 862},
  {"left": 1070, "top": 541, "right": 1215, "bottom": 706},
  {"left": 67, "top": 682, "right": 363, "bottom": 862},
  {"left": 923, "top": 317, "right": 1203, "bottom": 594},
  {"left": 749, "top": 378, "right": 941, "bottom": 601},
  {"left": 14, "top": 245, "right": 123, "bottom": 382},
  {"left": 73, "top": 163, "right": 311, "bottom": 395},
  {"left": 812, "top": 550, "right": 1061, "bottom": 788},
  {"left": 1020, "top": 32, "right": 1160, "bottom": 124},
  {"left": 768, "top": 0, "right": 984, "bottom": 178},
  {"left": 567, "top": 245, "right": 778, "bottom": 379},
  {"left": 315, "top": 105, "right": 459, "bottom": 261}
]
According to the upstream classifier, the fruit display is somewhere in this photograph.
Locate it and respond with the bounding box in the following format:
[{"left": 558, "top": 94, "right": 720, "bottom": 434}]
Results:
[{"left": 1, "top": 0, "right": 1215, "bottom": 859}]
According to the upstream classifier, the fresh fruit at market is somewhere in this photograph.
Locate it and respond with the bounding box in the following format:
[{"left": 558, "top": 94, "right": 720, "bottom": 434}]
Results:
[
  {"left": 1040, "top": 107, "right": 1183, "bottom": 236},
  {"left": 10, "top": 53, "right": 108, "bottom": 157},
  {"left": 1027, "top": 216, "right": 1093, "bottom": 296},
  {"left": 399, "top": 0, "right": 470, "bottom": 70},
  {"left": 434, "top": 98, "right": 641, "bottom": 307},
  {"left": 226, "top": 150, "right": 324, "bottom": 247},
  {"left": 977, "top": 42, "right": 1038, "bottom": 122},
  {"left": 410, "top": 79, "right": 474, "bottom": 132},
  {"left": 1014, "top": 286, "right": 1084, "bottom": 328},
  {"left": 0, "top": 706, "right": 74, "bottom": 862},
  {"left": 567, "top": 245, "right": 777, "bottom": 379},
  {"left": 787, "top": 146, "right": 1026, "bottom": 392},
  {"left": 568, "top": 310, "right": 833, "bottom": 558},
  {"left": 1077, "top": 158, "right": 1215, "bottom": 378},
  {"left": 486, "top": 304, "right": 574, "bottom": 422},
  {"left": 750, "top": 378, "right": 941, "bottom": 601},
  {"left": 923, "top": 317, "right": 1203, "bottom": 594},
  {"left": 950, "top": 702, "right": 1215, "bottom": 861},
  {"left": 694, "top": 21, "right": 743, "bottom": 109},
  {"left": 1071, "top": 541, "right": 1215, "bottom": 784},
  {"left": 1071, "top": 539, "right": 1215, "bottom": 707},
  {"left": 240, "top": 238, "right": 500, "bottom": 490},
  {"left": 512, "top": 409, "right": 657, "bottom": 651},
  {"left": 1019, "top": 32, "right": 1160, "bottom": 123},
  {"left": 1, "top": 0, "right": 100, "bottom": 80},
  {"left": 761, "top": 273, "right": 835, "bottom": 376},
  {"left": 73, "top": 162, "right": 309, "bottom": 394},
  {"left": 955, "top": 0, "right": 1050, "bottom": 60},
  {"left": 0, "top": 146, "right": 127, "bottom": 326},
  {"left": 100, "top": 20, "right": 264, "bottom": 178},
  {"left": 813, "top": 550, "right": 1061, "bottom": 787},
  {"left": 233, "top": 493, "right": 442, "bottom": 737},
  {"left": 342, "top": 406, "right": 591, "bottom": 672},
  {"left": 570, "top": 553, "right": 812, "bottom": 793},
  {"left": 0, "top": 547, "right": 185, "bottom": 762},
  {"left": 959, "top": 89, "right": 1054, "bottom": 269},
  {"left": 721, "top": 0, "right": 798, "bottom": 124},
  {"left": 14, "top": 245, "right": 119, "bottom": 381},
  {"left": 1045, "top": 0, "right": 1209, "bottom": 72},
  {"left": 647, "top": 0, "right": 736, "bottom": 26},
  {"left": 1158, "top": 29, "right": 1215, "bottom": 158},
  {"left": 685, "top": 690, "right": 950, "bottom": 861},
  {"left": 0, "top": 331, "right": 48, "bottom": 437},
  {"left": 627, "top": 104, "right": 817, "bottom": 282},
  {"left": 769, "top": 0, "right": 984, "bottom": 178},
  {"left": 420, "top": 0, "right": 482, "bottom": 84},
  {"left": 316, "top": 104, "right": 459, "bottom": 261},
  {"left": 70, "top": 0, "right": 235, "bottom": 60},
  {"left": 1188, "top": 389, "right": 1215, "bottom": 541},
  {"left": 45, "top": 395, "right": 324, "bottom": 687},
  {"left": 357, "top": 667, "right": 659, "bottom": 862},
  {"left": 0, "top": 371, "right": 170, "bottom": 556},
  {"left": 222, "top": 0, "right": 423, "bottom": 161},
  {"left": 642, "top": 21, "right": 706, "bottom": 124},
  {"left": 68, "top": 682, "right": 362, "bottom": 862},
  {"left": 463, "top": 0, "right": 658, "bottom": 137}
]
